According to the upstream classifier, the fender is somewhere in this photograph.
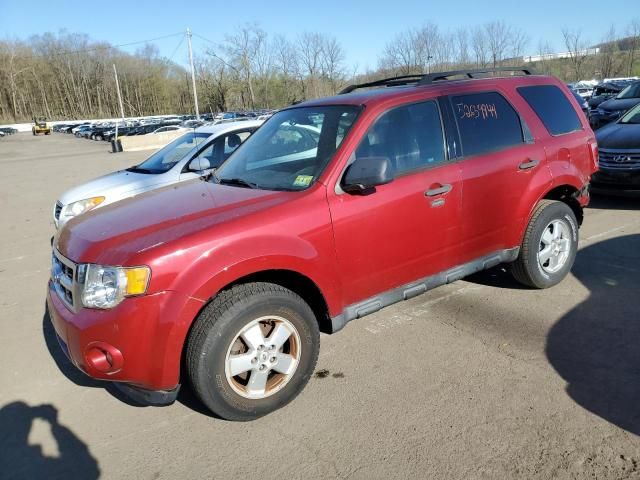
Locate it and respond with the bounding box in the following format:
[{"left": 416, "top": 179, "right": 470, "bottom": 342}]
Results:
[{"left": 505, "top": 157, "right": 554, "bottom": 247}]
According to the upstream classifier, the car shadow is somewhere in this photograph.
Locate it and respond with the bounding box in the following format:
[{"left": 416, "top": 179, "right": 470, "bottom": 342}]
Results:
[
  {"left": 588, "top": 193, "right": 640, "bottom": 210},
  {"left": 464, "top": 265, "right": 530, "bottom": 290},
  {"left": 546, "top": 234, "right": 640, "bottom": 435},
  {"left": 0, "top": 401, "right": 100, "bottom": 479}
]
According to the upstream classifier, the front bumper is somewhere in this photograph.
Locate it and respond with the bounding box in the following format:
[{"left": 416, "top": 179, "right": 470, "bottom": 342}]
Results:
[
  {"left": 46, "top": 279, "right": 203, "bottom": 394},
  {"left": 591, "top": 169, "right": 640, "bottom": 195}
]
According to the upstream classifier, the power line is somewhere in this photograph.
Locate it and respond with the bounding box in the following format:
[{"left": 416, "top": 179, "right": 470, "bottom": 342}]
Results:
[
  {"left": 10, "top": 32, "right": 185, "bottom": 60},
  {"left": 167, "top": 33, "right": 186, "bottom": 63}
]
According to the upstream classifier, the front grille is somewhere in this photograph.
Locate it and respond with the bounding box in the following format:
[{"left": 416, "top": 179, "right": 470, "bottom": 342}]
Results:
[
  {"left": 51, "top": 250, "right": 77, "bottom": 310},
  {"left": 54, "top": 201, "right": 62, "bottom": 221},
  {"left": 598, "top": 149, "right": 640, "bottom": 171}
]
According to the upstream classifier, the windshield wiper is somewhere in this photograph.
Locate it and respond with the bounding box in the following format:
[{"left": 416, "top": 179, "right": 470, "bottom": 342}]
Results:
[
  {"left": 218, "top": 177, "right": 259, "bottom": 189},
  {"left": 126, "top": 166, "right": 155, "bottom": 174}
]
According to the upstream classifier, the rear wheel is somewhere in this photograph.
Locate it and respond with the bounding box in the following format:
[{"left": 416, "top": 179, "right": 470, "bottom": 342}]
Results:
[
  {"left": 511, "top": 200, "right": 578, "bottom": 288},
  {"left": 186, "top": 282, "right": 320, "bottom": 421}
]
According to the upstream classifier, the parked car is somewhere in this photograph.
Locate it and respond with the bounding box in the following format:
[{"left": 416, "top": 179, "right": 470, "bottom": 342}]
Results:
[
  {"left": 150, "top": 125, "right": 188, "bottom": 135},
  {"left": 182, "top": 119, "right": 204, "bottom": 129},
  {"left": 48, "top": 68, "right": 597, "bottom": 420},
  {"left": 591, "top": 102, "right": 640, "bottom": 195},
  {"left": 569, "top": 89, "right": 589, "bottom": 118},
  {"left": 53, "top": 120, "right": 262, "bottom": 228},
  {"left": 590, "top": 81, "right": 640, "bottom": 129},
  {"left": 588, "top": 80, "right": 636, "bottom": 127},
  {"left": 74, "top": 125, "right": 93, "bottom": 137}
]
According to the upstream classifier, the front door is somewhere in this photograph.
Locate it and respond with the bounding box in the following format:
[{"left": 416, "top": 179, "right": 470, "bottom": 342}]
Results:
[{"left": 328, "top": 99, "right": 463, "bottom": 307}]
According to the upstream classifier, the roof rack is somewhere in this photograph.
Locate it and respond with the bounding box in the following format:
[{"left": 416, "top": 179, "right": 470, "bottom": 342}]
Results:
[{"left": 339, "top": 67, "right": 536, "bottom": 94}]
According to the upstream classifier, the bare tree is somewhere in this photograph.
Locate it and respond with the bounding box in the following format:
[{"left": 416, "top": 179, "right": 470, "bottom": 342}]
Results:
[
  {"left": 598, "top": 25, "right": 620, "bottom": 79},
  {"left": 297, "top": 32, "right": 324, "bottom": 97},
  {"left": 380, "top": 29, "right": 420, "bottom": 75},
  {"left": 320, "top": 36, "right": 345, "bottom": 94},
  {"left": 471, "top": 26, "right": 489, "bottom": 67},
  {"left": 562, "top": 27, "right": 589, "bottom": 81},
  {"left": 455, "top": 29, "right": 470, "bottom": 66},
  {"left": 484, "top": 21, "right": 512, "bottom": 68},
  {"left": 626, "top": 19, "right": 640, "bottom": 77}
]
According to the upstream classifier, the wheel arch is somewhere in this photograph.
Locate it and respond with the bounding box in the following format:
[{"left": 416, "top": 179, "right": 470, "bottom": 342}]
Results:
[{"left": 542, "top": 184, "right": 583, "bottom": 226}]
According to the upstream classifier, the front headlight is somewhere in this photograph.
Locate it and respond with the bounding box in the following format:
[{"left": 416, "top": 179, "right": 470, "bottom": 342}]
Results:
[
  {"left": 60, "top": 196, "right": 105, "bottom": 222},
  {"left": 80, "top": 264, "right": 151, "bottom": 309}
]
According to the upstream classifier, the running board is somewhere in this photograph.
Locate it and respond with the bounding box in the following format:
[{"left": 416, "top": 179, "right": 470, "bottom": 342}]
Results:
[{"left": 330, "top": 247, "right": 519, "bottom": 333}]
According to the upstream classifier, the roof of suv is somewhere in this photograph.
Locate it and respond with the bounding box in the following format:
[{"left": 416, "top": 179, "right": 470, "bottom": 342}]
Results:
[{"left": 295, "top": 71, "right": 561, "bottom": 109}]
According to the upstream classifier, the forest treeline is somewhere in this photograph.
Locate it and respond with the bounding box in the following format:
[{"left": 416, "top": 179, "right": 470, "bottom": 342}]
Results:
[{"left": 1, "top": 20, "right": 639, "bottom": 123}]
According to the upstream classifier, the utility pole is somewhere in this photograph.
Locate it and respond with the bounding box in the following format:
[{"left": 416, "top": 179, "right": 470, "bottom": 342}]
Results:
[
  {"left": 113, "top": 64, "right": 125, "bottom": 120},
  {"left": 113, "top": 63, "right": 125, "bottom": 144},
  {"left": 186, "top": 28, "right": 200, "bottom": 120}
]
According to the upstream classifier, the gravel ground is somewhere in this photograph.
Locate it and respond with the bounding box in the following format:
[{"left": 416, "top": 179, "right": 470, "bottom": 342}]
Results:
[{"left": 1, "top": 132, "right": 640, "bottom": 480}]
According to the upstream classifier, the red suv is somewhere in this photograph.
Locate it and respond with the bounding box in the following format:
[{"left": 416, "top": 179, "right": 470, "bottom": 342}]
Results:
[{"left": 48, "top": 68, "right": 598, "bottom": 420}]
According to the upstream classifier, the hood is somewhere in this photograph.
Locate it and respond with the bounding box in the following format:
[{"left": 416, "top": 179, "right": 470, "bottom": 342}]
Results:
[
  {"left": 58, "top": 169, "right": 170, "bottom": 206},
  {"left": 56, "top": 179, "right": 296, "bottom": 264},
  {"left": 596, "top": 122, "right": 640, "bottom": 149},
  {"left": 599, "top": 98, "right": 640, "bottom": 112}
]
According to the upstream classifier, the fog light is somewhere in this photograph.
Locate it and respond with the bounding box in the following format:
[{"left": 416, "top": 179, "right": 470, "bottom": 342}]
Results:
[{"left": 84, "top": 342, "right": 123, "bottom": 373}]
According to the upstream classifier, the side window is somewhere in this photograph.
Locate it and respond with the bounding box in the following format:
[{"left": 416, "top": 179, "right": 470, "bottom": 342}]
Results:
[
  {"left": 224, "top": 131, "right": 252, "bottom": 155},
  {"left": 189, "top": 130, "right": 253, "bottom": 170},
  {"left": 354, "top": 100, "right": 446, "bottom": 175},
  {"left": 451, "top": 92, "right": 524, "bottom": 157},
  {"left": 518, "top": 85, "right": 583, "bottom": 136}
]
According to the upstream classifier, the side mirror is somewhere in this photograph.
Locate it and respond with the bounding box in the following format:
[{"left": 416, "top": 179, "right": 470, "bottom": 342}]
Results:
[
  {"left": 342, "top": 156, "right": 394, "bottom": 194},
  {"left": 189, "top": 157, "right": 212, "bottom": 172}
]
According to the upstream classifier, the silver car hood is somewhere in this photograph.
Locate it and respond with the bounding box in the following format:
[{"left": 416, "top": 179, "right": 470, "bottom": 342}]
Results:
[{"left": 58, "top": 169, "right": 173, "bottom": 206}]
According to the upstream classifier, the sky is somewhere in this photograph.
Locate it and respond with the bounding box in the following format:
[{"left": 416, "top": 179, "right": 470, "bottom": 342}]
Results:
[{"left": 1, "top": 0, "right": 638, "bottom": 72}]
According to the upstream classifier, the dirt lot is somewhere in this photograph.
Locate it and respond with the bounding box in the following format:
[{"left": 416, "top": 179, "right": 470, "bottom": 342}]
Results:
[{"left": 1, "top": 132, "right": 640, "bottom": 480}]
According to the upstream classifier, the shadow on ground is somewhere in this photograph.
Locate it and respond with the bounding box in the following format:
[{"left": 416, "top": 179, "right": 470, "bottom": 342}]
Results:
[
  {"left": 546, "top": 234, "right": 640, "bottom": 435},
  {"left": 0, "top": 402, "right": 100, "bottom": 479}
]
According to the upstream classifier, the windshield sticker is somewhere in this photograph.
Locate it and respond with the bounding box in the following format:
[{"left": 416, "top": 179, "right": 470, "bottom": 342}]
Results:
[{"left": 293, "top": 175, "right": 313, "bottom": 187}]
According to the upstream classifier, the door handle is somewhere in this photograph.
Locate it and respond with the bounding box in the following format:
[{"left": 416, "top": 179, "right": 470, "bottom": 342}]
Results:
[
  {"left": 519, "top": 159, "right": 540, "bottom": 170},
  {"left": 425, "top": 184, "right": 452, "bottom": 197}
]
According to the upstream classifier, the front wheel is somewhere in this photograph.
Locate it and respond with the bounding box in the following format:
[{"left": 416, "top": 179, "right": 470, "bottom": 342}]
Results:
[
  {"left": 511, "top": 200, "right": 579, "bottom": 288},
  {"left": 186, "top": 282, "right": 320, "bottom": 421}
]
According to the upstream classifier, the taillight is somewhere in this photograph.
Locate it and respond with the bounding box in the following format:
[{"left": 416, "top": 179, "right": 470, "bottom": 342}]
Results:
[{"left": 588, "top": 139, "right": 599, "bottom": 172}]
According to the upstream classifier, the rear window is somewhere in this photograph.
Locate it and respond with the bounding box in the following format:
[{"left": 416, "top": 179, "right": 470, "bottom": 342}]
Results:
[
  {"left": 518, "top": 85, "right": 582, "bottom": 136},
  {"left": 451, "top": 92, "right": 524, "bottom": 157}
]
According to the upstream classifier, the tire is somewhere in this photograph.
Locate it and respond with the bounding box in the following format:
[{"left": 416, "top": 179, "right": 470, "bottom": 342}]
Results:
[
  {"left": 511, "top": 200, "right": 579, "bottom": 289},
  {"left": 96, "top": 134, "right": 103, "bottom": 141},
  {"left": 186, "top": 282, "right": 320, "bottom": 421}
]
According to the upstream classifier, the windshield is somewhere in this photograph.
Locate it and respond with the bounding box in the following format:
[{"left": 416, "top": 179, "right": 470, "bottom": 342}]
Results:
[
  {"left": 130, "top": 131, "right": 210, "bottom": 174},
  {"left": 215, "top": 105, "right": 360, "bottom": 191},
  {"left": 617, "top": 83, "right": 640, "bottom": 99},
  {"left": 620, "top": 103, "right": 640, "bottom": 124}
]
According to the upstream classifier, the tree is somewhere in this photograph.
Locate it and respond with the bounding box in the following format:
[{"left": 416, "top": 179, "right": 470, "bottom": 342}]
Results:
[
  {"left": 598, "top": 25, "right": 620, "bottom": 79},
  {"left": 626, "top": 19, "right": 640, "bottom": 77},
  {"left": 562, "top": 27, "right": 589, "bottom": 81}
]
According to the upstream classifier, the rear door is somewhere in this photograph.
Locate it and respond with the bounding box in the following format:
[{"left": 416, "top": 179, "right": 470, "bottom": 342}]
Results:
[
  {"left": 328, "top": 99, "right": 463, "bottom": 306},
  {"left": 517, "top": 84, "right": 594, "bottom": 181},
  {"left": 448, "top": 90, "right": 549, "bottom": 263}
]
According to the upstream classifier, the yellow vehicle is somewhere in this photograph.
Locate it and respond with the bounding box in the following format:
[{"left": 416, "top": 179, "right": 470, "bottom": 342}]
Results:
[{"left": 32, "top": 117, "right": 51, "bottom": 135}]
